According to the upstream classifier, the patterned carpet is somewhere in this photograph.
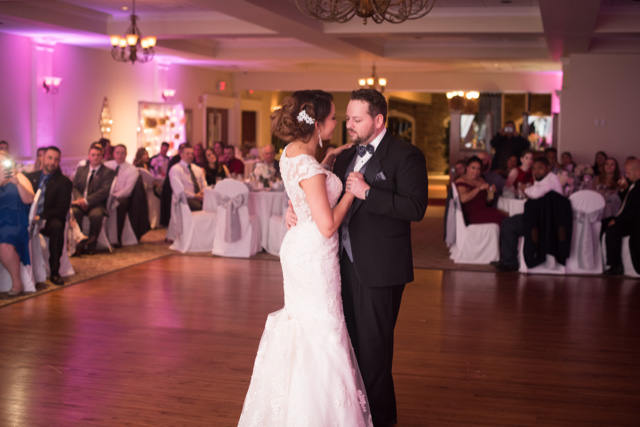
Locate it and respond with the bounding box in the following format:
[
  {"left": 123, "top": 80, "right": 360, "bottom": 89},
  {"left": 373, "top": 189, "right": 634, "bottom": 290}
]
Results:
[{"left": 1, "top": 205, "right": 487, "bottom": 308}]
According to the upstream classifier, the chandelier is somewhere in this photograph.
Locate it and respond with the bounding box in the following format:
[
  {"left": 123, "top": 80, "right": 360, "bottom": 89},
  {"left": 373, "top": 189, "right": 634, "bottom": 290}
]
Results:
[
  {"left": 295, "top": 0, "right": 435, "bottom": 25},
  {"left": 109, "top": 0, "right": 156, "bottom": 64},
  {"left": 358, "top": 64, "right": 387, "bottom": 92}
]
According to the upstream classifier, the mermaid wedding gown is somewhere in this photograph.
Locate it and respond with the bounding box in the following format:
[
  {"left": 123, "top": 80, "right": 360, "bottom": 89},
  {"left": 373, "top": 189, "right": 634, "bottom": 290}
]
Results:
[{"left": 238, "top": 146, "right": 373, "bottom": 427}]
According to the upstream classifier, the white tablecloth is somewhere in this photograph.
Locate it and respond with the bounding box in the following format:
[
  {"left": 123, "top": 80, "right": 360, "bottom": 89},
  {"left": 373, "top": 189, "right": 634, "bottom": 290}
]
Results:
[
  {"left": 204, "top": 187, "right": 287, "bottom": 250},
  {"left": 497, "top": 197, "right": 526, "bottom": 216}
]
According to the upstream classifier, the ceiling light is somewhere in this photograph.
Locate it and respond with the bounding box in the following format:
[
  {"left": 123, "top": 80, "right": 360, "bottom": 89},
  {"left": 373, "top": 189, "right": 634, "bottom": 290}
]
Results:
[
  {"left": 110, "top": 0, "right": 156, "bottom": 64},
  {"left": 296, "top": 0, "right": 435, "bottom": 25},
  {"left": 358, "top": 64, "right": 387, "bottom": 93}
]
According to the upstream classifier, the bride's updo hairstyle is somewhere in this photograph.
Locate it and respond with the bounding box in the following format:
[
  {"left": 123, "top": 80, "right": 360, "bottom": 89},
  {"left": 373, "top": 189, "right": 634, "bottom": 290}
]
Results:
[{"left": 271, "top": 90, "right": 333, "bottom": 144}]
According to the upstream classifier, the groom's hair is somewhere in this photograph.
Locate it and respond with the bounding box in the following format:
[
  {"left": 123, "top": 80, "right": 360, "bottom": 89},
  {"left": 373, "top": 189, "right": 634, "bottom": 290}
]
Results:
[{"left": 351, "top": 89, "right": 387, "bottom": 123}]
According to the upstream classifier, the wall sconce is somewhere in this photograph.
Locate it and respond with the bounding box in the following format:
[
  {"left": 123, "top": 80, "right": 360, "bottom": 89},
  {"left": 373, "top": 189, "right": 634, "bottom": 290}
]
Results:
[
  {"left": 43, "top": 76, "right": 62, "bottom": 94},
  {"left": 161, "top": 89, "right": 176, "bottom": 101}
]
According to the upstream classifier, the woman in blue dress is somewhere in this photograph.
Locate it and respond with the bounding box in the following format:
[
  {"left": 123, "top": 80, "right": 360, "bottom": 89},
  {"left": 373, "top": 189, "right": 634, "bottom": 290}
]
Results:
[{"left": 0, "top": 149, "right": 35, "bottom": 296}]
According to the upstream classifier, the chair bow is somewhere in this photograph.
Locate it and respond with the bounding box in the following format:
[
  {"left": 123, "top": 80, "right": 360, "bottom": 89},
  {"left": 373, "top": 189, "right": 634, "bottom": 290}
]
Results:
[
  {"left": 217, "top": 193, "right": 245, "bottom": 242},
  {"left": 573, "top": 208, "right": 603, "bottom": 269}
]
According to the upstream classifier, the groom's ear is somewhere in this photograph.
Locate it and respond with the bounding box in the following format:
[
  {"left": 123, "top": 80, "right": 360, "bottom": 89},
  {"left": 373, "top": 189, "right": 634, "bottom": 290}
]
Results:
[{"left": 374, "top": 113, "right": 385, "bottom": 130}]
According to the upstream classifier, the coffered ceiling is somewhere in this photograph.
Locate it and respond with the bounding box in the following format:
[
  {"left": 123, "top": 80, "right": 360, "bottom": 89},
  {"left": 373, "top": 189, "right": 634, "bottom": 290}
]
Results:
[{"left": 0, "top": 0, "right": 639, "bottom": 75}]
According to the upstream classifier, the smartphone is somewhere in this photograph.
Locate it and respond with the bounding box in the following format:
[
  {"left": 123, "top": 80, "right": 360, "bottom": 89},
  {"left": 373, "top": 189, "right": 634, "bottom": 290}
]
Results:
[{"left": 3, "top": 158, "right": 13, "bottom": 179}]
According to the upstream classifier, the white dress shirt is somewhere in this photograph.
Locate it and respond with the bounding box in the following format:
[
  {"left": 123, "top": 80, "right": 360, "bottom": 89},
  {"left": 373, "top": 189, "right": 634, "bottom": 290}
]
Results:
[
  {"left": 354, "top": 128, "right": 386, "bottom": 172},
  {"left": 525, "top": 172, "right": 564, "bottom": 200},
  {"left": 104, "top": 160, "right": 139, "bottom": 199},
  {"left": 169, "top": 160, "right": 206, "bottom": 198}
]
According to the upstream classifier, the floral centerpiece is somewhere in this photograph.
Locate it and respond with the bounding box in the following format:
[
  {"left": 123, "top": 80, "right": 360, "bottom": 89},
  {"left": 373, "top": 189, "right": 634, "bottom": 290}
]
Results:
[{"left": 252, "top": 162, "right": 276, "bottom": 188}]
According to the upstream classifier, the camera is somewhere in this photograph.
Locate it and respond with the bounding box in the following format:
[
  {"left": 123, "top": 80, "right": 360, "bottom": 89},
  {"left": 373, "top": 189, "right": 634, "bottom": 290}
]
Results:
[{"left": 3, "top": 159, "right": 13, "bottom": 171}]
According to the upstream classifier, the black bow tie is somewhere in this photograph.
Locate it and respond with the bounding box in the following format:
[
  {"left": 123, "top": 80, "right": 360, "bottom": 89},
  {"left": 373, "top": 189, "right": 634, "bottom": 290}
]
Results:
[{"left": 356, "top": 144, "right": 374, "bottom": 157}]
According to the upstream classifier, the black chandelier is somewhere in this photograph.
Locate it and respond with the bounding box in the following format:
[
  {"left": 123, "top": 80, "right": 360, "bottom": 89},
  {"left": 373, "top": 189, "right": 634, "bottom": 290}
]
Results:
[
  {"left": 109, "top": 0, "right": 156, "bottom": 64},
  {"left": 295, "top": 0, "right": 435, "bottom": 25}
]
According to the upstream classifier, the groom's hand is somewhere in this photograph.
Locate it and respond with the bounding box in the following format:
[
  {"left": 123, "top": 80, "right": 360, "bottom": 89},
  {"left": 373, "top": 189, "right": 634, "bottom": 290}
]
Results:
[
  {"left": 346, "top": 172, "right": 369, "bottom": 200},
  {"left": 285, "top": 200, "right": 298, "bottom": 229}
]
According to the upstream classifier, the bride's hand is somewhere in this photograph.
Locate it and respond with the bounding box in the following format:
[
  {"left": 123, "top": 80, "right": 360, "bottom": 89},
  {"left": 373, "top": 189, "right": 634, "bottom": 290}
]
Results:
[
  {"left": 321, "top": 143, "right": 353, "bottom": 167},
  {"left": 285, "top": 200, "right": 298, "bottom": 229}
]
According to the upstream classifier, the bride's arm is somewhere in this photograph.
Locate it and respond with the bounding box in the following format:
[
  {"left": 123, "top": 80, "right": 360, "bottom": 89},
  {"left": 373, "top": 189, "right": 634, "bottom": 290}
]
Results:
[{"left": 300, "top": 175, "right": 354, "bottom": 238}]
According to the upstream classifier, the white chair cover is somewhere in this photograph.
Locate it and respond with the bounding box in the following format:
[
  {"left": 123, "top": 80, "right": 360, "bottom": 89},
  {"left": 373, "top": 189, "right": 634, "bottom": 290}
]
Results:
[
  {"left": 448, "top": 184, "right": 500, "bottom": 264},
  {"left": 565, "top": 190, "right": 605, "bottom": 274},
  {"left": 265, "top": 196, "right": 289, "bottom": 256},
  {"left": 602, "top": 235, "right": 640, "bottom": 278},
  {"left": 139, "top": 168, "right": 160, "bottom": 229},
  {"left": 168, "top": 192, "right": 217, "bottom": 253},
  {"left": 444, "top": 189, "right": 456, "bottom": 248},
  {"left": 212, "top": 179, "right": 262, "bottom": 258},
  {"left": 0, "top": 190, "right": 39, "bottom": 292}
]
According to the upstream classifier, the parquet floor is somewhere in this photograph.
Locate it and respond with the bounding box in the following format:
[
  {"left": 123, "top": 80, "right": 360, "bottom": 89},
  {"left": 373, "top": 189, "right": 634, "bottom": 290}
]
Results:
[{"left": 0, "top": 256, "right": 639, "bottom": 426}]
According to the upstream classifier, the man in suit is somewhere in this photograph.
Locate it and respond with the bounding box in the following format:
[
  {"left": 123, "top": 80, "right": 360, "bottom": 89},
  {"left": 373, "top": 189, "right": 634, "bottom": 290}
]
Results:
[
  {"left": 71, "top": 143, "right": 116, "bottom": 255},
  {"left": 337, "top": 89, "right": 429, "bottom": 426},
  {"left": 168, "top": 144, "right": 206, "bottom": 211},
  {"left": 104, "top": 144, "right": 139, "bottom": 247},
  {"left": 604, "top": 158, "right": 640, "bottom": 275},
  {"left": 25, "top": 146, "right": 72, "bottom": 285},
  {"left": 260, "top": 144, "right": 280, "bottom": 179}
]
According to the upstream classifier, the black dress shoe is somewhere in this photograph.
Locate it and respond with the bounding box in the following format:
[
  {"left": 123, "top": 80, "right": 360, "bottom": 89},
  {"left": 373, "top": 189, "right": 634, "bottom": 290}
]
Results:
[
  {"left": 50, "top": 274, "right": 64, "bottom": 286},
  {"left": 73, "top": 239, "right": 88, "bottom": 256},
  {"left": 604, "top": 265, "right": 624, "bottom": 276},
  {"left": 496, "top": 262, "right": 519, "bottom": 273},
  {"left": 112, "top": 242, "right": 122, "bottom": 249}
]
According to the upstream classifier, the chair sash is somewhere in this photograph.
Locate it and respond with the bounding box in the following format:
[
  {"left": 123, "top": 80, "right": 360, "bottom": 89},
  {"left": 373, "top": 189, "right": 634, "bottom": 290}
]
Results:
[
  {"left": 573, "top": 208, "right": 603, "bottom": 269},
  {"left": 216, "top": 193, "right": 245, "bottom": 242}
]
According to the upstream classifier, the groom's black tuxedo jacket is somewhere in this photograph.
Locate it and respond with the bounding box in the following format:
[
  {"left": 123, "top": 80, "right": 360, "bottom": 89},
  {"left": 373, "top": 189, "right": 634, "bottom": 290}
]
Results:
[{"left": 333, "top": 130, "right": 429, "bottom": 287}]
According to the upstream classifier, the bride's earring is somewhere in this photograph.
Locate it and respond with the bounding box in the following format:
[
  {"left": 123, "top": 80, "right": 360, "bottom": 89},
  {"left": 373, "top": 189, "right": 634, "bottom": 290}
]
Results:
[{"left": 318, "top": 131, "right": 323, "bottom": 148}]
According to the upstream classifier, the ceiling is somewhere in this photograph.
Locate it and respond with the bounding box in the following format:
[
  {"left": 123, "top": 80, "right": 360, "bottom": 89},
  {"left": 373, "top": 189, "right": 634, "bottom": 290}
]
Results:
[{"left": 0, "top": 0, "right": 639, "bottom": 75}]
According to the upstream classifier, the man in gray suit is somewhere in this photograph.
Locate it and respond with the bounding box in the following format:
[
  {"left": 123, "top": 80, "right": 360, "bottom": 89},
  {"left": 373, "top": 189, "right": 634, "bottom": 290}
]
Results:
[{"left": 72, "top": 142, "right": 115, "bottom": 255}]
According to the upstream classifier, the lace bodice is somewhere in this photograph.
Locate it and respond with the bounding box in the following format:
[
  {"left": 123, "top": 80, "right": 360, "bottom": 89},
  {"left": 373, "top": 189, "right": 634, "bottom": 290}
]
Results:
[{"left": 279, "top": 146, "right": 343, "bottom": 226}]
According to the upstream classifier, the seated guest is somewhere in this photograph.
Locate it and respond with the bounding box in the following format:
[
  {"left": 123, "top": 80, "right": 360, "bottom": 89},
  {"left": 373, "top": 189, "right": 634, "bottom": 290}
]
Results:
[
  {"left": 593, "top": 151, "right": 607, "bottom": 176},
  {"left": 603, "top": 159, "right": 640, "bottom": 276},
  {"left": 71, "top": 143, "right": 116, "bottom": 255},
  {"left": 169, "top": 144, "right": 206, "bottom": 211},
  {"left": 494, "top": 157, "right": 564, "bottom": 272},
  {"left": 455, "top": 156, "right": 506, "bottom": 225},
  {"left": 150, "top": 142, "right": 170, "bottom": 178},
  {"left": 32, "top": 147, "right": 46, "bottom": 172},
  {"left": 213, "top": 141, "right": 224, "bottom": 159},
  {"left": 133, "top": 147, "right": 151, "bottom": 171},
  {"left": 504, "top": 154, "right": 518, "bottom": 178},
  {"left": 597, "top": 157, "right": 623, "bottom": 223},
  {"left": 193, "top": 143, "right": 205, "bottom": 168},
  {"left": 477, "top": 151, "right": 505, "bottom": 197},
  {"left": 561, "top": 151, "right": 576, "bottom": 173},
  {"left": 616, "top": 156, "right": 638, "bottom": 201},
  {"left": 505, "top": 150, "right": 534, "bottom": 193},
  {"left": 104, "top": 145, "right": 139, "bottom": 248},
  {"left": 203, "top": 147, "right": 229, "bottom": 186},
  {"left": 25, "top": 147, "right": 72, "bottom": 285},
  {"left": 160, "top": 142, "right": 188, "bottom": 227},
  {"left": 544, "top": 148, "right": 562, "bottom": 174},
  {"left": 223, "top": 146, "right": 245, "bottom": 177},
  {"left": 259, "top": 144, "right": 280, "bottom": 179},
  {"left": 0, "top": 149, "right": 35, "bottom": 295},
  {"left": 449, "top": 159, "right": 466, "bottom": 183}
]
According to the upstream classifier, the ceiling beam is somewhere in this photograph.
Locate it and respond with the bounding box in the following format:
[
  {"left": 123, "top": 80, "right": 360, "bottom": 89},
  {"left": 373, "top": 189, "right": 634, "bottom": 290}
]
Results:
[{"left": 539, "top": 0, "right": 601, "bottom": 60}]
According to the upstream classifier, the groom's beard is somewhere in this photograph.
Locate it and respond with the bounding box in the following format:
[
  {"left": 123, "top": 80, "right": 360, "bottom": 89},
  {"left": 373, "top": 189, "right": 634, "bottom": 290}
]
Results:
[{"left": 347, "top": 125, "right": 375, "bottom": 146}]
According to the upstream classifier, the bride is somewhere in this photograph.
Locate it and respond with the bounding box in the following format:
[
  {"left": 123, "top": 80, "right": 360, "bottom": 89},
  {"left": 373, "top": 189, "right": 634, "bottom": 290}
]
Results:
[{"left": 238, "top": 90, "right": 373, "bottom": 427}]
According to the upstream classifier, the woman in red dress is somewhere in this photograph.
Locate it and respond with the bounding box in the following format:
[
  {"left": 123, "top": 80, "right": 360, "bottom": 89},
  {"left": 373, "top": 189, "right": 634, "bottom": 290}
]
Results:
[
  {"left": 505, "top": 149, "right": 534, "bottom": 193},
  {"left": 455, "top": 156, "right": 507, "bottom": 225}
]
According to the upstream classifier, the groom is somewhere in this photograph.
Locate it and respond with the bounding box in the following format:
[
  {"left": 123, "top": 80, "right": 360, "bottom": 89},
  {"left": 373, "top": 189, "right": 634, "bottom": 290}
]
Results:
[{"left": 335, "top": 89, "right": 428, "bottom": 426}]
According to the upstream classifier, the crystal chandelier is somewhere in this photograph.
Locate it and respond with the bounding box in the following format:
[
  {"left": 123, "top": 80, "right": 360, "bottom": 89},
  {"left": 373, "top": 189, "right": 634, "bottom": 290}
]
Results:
[
  {"left": 296, "top": 0, "right": 435, "bottom": 25},
  {"left": 358, "top": 64, "right": 387, "bottom": 93},
  {"left": 109, "top": 0, "right": 156, "bottom": 64}
]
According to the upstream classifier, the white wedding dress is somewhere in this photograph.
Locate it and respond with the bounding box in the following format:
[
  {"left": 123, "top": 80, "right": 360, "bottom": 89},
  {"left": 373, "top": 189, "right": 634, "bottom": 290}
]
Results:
[{"left": 238, "top": 146, "right": 373, "bottom": 427}]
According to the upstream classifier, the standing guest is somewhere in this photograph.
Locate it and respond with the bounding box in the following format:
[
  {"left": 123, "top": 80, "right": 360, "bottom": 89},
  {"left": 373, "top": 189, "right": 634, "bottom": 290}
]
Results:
[
  {"left": 223, "top": 146, "right": 245, "bottom": 177},
  {"left": 202, "top": 148, "right": 229, "bottom": 186},
  {"left": 561, "top": 151, "right": 577, "bottom": 172},
  {"left": 505, "top": 150, "right": 534, "bottom": 192},
  {"left": 0, "top": 149, "right": 35, "bottom": 296},
  {"left": 104, "top": 144, "right": 139, "bottom": 248},
  {"left": 477, "top": 151, "right": 505, "bottom": 197},
  {"left": 168, "top": 144, "right": 206, "bottom": 211},
  {"left": 489, "top": 121, "right": 529, "bottom": 174},
  {"left": 0, "top": 141, "right": 8, "bottom": 152},
  {"left": 71, "top": 143, "right": 116, "bottom": 255},
  {"left": 455, "top": 156, "right": 506, "bottom": 225},
  {"left": 494, "top": 157, "right": 564, "bottom": 272},
  {"left": 593, "top": 151, "right": 607, "bottom": 176},
  {"left": 150, "top": 142, "right": 170, "bottom": 178},
  {"left": 193, "top": 143, "right": 205, "bottom": 167},
  {"left": 544, "top": 147, "right": 561, "bottom": 174},
  {"left": 25, "top": 147, "right": 72, "bottom": 286},
  {"left": 603, "top": 159, "right": 640, "bottom": 276},
  {"left": 133, "top": 148, "right": 151, "bottom": 171}
]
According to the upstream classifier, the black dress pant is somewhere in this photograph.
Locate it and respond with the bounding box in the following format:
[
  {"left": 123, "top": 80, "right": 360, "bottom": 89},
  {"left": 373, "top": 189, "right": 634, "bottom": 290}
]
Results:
[
  {"left": 40, "top": 217, "right": 64, "bottom": 276},
  {"left": 72, "top": 206, "right": 104, "bottom": 242},
  {"left": 115, "top": 197, "right": 130, "bottom": 244},
  {"left": 605, "top": 223, "right": 632, "bottom": 267},
  {"left": 500, "top": 213, "right": 524, "bottom": 267},
  {"left": 340, "top": 252, "right": 405, "bottom": 427},
  {"left": 187, "top": 198, "right": 203, "bottom": 211}
]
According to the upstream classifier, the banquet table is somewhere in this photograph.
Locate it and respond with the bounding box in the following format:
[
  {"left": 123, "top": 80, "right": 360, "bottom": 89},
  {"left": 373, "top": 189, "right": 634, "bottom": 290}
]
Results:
[
  {"left": 497, "top": 197, "right": 526, "bottom": 216},
  {"left": 203, "top": 186, "right": 287, "bottom": 250}
]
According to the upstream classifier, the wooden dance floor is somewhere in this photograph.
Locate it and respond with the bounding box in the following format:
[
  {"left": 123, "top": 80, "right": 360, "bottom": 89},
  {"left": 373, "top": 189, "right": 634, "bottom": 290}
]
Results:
[{"left": 1, "top": 255, "right": 639, "bottom": 426}]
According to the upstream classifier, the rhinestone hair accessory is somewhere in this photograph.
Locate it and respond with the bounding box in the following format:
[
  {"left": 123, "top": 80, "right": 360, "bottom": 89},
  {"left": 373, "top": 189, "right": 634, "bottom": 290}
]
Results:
[{"left": 297, "top": 110, "right": 315, "bottom": 125}]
